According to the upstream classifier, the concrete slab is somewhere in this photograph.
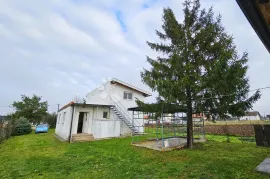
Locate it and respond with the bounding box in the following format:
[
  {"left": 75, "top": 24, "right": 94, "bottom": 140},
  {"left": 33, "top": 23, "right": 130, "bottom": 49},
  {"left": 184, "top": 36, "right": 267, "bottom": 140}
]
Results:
[
  {"left": 256, "top": 158, "right": 270, "bottom": 174},
  {"left": 132, "top": 137, "right": 206, "bottom": 151}
]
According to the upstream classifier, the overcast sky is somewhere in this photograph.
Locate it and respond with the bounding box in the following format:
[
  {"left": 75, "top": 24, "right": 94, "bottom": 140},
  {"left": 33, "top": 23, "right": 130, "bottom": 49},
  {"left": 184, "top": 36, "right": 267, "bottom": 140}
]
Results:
[{"left": 0, "top": 0, "right": 269, "bottom": 115}]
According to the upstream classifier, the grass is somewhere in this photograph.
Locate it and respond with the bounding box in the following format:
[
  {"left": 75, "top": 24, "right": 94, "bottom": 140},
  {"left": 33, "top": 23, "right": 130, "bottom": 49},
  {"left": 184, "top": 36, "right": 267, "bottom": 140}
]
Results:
[{"left": 0, "top": 130, "right": 269, "bottom": 179}]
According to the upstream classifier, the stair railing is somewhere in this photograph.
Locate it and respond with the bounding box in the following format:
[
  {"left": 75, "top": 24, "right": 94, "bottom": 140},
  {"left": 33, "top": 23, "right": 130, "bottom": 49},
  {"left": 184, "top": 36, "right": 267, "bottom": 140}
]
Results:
[{"left": 111, "top": 101, "right": 140, "bottom": 129}]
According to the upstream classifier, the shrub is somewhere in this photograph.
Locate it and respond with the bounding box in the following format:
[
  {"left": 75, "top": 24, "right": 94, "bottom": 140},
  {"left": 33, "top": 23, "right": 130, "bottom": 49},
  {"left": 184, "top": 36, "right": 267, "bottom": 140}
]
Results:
[{"left": 13, "top": 117, "right": 32, "bottom": 136}]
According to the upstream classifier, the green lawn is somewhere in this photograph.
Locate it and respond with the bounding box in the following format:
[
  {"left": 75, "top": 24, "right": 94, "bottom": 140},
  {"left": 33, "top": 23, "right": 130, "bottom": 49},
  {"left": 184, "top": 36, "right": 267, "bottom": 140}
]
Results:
[{"left": 0, "top": 130, "right": 269, "bottom": 179}]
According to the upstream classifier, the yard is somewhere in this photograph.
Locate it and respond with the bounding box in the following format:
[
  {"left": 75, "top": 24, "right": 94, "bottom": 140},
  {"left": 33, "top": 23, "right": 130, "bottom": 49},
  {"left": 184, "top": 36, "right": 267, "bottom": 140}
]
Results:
[{"left": 0, "top": 130, "right": 269, "bottom": 179}]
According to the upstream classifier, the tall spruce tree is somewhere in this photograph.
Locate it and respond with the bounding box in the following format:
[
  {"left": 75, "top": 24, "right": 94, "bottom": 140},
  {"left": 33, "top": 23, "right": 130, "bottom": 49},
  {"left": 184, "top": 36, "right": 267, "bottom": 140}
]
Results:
[{"left": 141, "top": 0, "right": 261, "bottom": 148}]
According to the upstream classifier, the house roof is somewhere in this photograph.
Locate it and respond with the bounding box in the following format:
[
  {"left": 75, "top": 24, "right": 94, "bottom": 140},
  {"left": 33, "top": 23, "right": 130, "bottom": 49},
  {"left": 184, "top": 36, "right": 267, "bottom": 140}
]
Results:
[
  {"left": 236, "top": 0, "right": 270, "bottom": 53},
  {"left": 58, "top": 102, "right": 113, "bottom": 112},
  {"left": 110, "top": 78, "right": 151, "bottom": 97}
]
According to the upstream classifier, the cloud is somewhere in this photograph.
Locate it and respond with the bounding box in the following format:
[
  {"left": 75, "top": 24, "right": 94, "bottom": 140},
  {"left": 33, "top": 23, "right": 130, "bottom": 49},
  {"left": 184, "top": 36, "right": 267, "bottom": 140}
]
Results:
[{"left": 0, "top": 0, "right": 269, "bottom": 115}]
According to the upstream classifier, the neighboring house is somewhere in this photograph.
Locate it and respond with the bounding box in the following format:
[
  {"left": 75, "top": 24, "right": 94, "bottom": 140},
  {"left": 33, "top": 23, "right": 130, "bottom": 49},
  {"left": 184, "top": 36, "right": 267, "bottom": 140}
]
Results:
[
  {"left": 192, "top": 113, "right": 208, "bottom": 120},
  {"left": 266, "top": 115, "right": 270, "bottom": 120},
  {"left": 192, "top": 113, "right": 204, "bottom": 119},
  {"left": 239, "top": 111, "right": 261, "bottom": 120},
  {"left": 55, "top": 78, "right": 151, "bottom": 142}
]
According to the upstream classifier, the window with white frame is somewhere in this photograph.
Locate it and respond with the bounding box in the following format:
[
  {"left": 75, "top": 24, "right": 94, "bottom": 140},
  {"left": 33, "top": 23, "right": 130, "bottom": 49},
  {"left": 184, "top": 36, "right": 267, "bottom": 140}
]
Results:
[
  {"left": 123, "top": 92, "right": 133, "bottom": 100},
  {"left": 62, "top": 112, "right": 66, "bottom": 124}
]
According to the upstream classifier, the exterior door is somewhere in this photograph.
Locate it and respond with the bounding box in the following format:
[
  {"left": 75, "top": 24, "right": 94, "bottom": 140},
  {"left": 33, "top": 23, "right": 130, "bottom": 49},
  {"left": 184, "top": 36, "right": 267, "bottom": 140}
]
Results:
[
  {"left": 77, "top": 112, "right": 84, "bottom": 133},
  {"left": 82, "top": 112, "right": 89, "bottom": 133}
]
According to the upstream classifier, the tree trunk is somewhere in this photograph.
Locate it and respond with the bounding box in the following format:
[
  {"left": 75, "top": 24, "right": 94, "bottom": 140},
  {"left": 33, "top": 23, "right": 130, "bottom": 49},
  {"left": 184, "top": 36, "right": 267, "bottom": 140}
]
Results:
[{"left": 186, "top": 88, "right": 193, "bottom": 148}]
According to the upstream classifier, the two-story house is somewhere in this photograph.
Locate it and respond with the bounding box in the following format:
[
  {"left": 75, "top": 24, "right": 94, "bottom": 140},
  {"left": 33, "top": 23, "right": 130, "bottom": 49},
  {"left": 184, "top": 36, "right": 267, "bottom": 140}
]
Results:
[{"left": 55, "top": 78, "right": 151, "bottom": 142}]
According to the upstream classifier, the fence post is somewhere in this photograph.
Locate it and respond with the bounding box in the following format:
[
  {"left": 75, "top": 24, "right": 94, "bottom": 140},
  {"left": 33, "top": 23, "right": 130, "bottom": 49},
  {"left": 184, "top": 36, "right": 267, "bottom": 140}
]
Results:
[{"left": 226, "top": 122, "right": 230, "bottom": 142}]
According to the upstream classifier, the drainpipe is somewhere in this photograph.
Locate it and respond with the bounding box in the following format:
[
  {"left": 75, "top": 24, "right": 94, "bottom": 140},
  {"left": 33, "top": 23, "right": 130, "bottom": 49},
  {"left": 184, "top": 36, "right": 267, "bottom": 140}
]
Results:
[{"left": 69, "top": 104, "right": 76, "bottom": 143}]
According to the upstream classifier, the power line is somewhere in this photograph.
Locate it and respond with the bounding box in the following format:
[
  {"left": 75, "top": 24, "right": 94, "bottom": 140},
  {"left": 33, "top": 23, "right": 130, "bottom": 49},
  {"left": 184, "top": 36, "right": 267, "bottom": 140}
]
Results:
[{"left": 0, "top": 104, "right": 62, "bottom": 108}]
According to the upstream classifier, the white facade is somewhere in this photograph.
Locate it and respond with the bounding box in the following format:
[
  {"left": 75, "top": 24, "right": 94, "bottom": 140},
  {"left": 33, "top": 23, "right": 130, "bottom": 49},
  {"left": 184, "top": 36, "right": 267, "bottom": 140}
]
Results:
[
  {"left": 55, "top": 78, "right": 151, "bottom": 141},
  {"left": 239, "top": 114, "right": 261, "bottom": 120},
  {"left": 85, "top": 79, "right": 147, "bottom": 109}
]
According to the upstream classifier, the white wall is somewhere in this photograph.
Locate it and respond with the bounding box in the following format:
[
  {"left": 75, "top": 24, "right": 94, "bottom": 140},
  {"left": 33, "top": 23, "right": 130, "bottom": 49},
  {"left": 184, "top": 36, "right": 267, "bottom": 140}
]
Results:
[
  {"left": 239, "top": 115, "right": 261, "bottom": 120},
  {"left": 86, "top": 81, "right": 146, "bottom": 109},
  {"left": 55, "top": 106, "right": 73, "bottom": 140},
  {"left": 93, "top": 120, "right": 121, "bottom": 138},
  {"left": 85, "top": 81, "right": 147, "bottom": 135},
  {"left": 90, "top": 106, "right": 132, "bottom": 138}
]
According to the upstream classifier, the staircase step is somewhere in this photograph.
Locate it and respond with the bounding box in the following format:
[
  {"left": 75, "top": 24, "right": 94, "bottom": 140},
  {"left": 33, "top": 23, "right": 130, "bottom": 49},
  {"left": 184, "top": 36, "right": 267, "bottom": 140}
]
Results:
[
  {"left": 111, "top": 105, "right": 136, "bottom": 131},
  {"left": 72, "top": 134, "right": 94, "bottom": 142}
]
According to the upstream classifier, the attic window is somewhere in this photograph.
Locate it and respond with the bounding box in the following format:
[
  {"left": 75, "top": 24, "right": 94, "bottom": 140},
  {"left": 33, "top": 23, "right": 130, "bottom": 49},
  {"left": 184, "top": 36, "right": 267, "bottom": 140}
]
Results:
[{"left": 124, "top": 92, "right": 133, "bottom": 100}]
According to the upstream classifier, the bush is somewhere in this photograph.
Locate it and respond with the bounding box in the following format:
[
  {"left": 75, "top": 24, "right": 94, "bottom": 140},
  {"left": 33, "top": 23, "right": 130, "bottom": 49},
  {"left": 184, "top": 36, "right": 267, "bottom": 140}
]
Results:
[{"left": 13, "top": 117, "right": 32, "bottom": 136}]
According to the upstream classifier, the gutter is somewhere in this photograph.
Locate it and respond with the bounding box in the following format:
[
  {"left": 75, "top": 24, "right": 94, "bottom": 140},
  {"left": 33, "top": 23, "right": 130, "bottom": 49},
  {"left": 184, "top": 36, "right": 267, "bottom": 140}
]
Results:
[
  {"left": 236, "top": 0, "right": 270, "bottom": 53},
  {"left": 68, "top": 104, "right": 76, "bottom": 143}
]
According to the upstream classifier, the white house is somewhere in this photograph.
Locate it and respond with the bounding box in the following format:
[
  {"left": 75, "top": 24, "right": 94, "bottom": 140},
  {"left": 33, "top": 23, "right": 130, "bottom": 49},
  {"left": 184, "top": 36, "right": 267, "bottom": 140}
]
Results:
[
  {"left": 55, "top": 78, "right": 151, "bottom": 142},
  {"left": 239, "top": 111, "right": 261, "bottom": 120}
]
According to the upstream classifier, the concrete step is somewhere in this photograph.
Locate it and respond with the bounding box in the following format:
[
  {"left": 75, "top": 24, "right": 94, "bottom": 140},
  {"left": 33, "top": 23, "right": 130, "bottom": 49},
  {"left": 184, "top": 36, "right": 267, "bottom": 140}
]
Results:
[{"left": 72, "top": 133, "right": 94, "bottom": 142}]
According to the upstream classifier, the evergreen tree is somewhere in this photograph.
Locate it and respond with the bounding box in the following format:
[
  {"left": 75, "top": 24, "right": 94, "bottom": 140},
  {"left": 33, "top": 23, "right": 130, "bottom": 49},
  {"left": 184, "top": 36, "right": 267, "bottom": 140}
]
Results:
[{"left": 141, "top": 0, "right": 261, "bottom": 148}]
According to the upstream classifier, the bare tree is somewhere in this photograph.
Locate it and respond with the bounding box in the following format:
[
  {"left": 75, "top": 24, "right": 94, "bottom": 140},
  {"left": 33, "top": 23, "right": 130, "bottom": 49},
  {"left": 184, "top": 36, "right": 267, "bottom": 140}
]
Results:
[{"left": 71, "top": 95, "right": 85, "bottom": 104}]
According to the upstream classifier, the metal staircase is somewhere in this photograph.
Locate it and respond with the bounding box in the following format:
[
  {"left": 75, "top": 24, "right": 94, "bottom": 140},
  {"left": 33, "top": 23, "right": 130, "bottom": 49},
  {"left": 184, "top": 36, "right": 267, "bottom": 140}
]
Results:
[{"left": 110, "top": 102, "right": 139, "bottom": 134}]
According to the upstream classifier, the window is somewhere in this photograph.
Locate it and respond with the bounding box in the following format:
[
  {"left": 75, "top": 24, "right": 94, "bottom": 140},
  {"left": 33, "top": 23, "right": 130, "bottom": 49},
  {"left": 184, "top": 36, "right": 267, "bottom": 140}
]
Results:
[
  {"left": 58, "top": 114, "right": 61, "bottom": 124},
  {"left": 103, "top": 112, "right": 108, "bottom": 119},
  {"left": 123, "top": 92, "right": 133, "bottom": 100},
  {"left": 62, "top": 112, "right": 66, "bottom": 124}
]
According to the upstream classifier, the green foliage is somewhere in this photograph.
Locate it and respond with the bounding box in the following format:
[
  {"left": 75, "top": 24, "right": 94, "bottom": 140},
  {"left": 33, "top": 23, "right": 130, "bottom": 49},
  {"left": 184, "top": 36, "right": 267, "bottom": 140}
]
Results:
[
  {"left": 13, "top": 117, "right": 32, "bottom": 136},
  {"left": 0, "top": 130, "right": 269, "bottom": 178},
  {"left": 140, "top": 0, "right": 261, "bottom": 146},
  {"left": 136, "top": 99, "right": 187, "bottom": 113},
  {"left": 12, "top": 94, "right": 48, "bottom": 124}
]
